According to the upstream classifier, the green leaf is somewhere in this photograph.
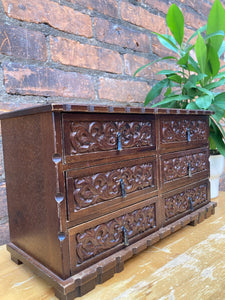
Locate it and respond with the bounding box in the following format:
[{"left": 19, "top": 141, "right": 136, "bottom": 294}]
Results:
[
  {"left": 177, "top": 51, "right": 189, "bottom": 67},
  {"left": 205, "top": 43, "right": 220, "bottom": 77},
  {"left": 164, "top": 87, "right": 172, "bottom": 97},
  {"left": 183, "top": 74, "right": 207, "bottom": 92},
  {"left": 186, "top": 25, "right": 207, "bottom": 44},
  {"left": 213, "top": 71, "right": 225, "bottom": 79},
  {"left": 209, "top": 116, "right": 225, "bottom": 155},
  {"left": 156, "top": 33, "right": 180, "bottom": 54},
  {"left": 195, "top": 95, "right": 212, "bottom": 109},
  {"left": 144, "top": 79, "right": 169, "bottom": 106},
  {"left": 166, "top": 4, "right": 184, "bottom": 46},
  {"left": 220, "top": 65, "right": 225, "bottom": 70},
  {"left": 207, "top": 0, "right": 225, "bottom": 53},
  {"left": 186, "top": 102, "right": 199, "bottom": 110},
  {"left": 196, "top": 86, "right": 214, "bottom": 99},
  {"left": 195, "top": 33, "right": 207, "bottom": 74},
  {"left": 204, "top": 78, "right": 225, "bottom": 90},
  {"left": 133, "top": 56, "right": 177, "bottom": 77},
  {"left": 214, "top": 92, "right": 225, "bottom": 109},
  {"left": 209, "top": 104, "right": 224, "bottom": 121},
  {"left": 188, "top": 56, "right": 201, "bottom": 73},
  {"left": 205, "top": 30, "right": 224, "bottom": 41},
  {"left": 218, "top": 40, "right": 225, "bottom": 57},
  {"left": 151, "top": 95, "right": 189, "bottom": 107},
  {"left": 168, "top": 74, "right": 185, "bottom": 84},
  {"left": 156, "top": 70, "right": 177, "bottom": 75}
]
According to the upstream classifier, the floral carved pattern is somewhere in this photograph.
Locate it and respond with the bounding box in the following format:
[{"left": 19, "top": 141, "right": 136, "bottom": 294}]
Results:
[
  {"left": 73, "top": 163, "right": 154, "bottom": 210},
  {"left": 161, "top": 119, "right": 207, "bottom": 144},
  {"left": 165, "top": 184, "right": 207, "bottom": 221},
  {"left": 69, "top": 121, "right": 153, "bottom": 154},
  {"left": 76, "top": 204, "right": 156, "bottom": 264},
  {"left": 163, "top": 151, "right": 208, "bottom": 182}
]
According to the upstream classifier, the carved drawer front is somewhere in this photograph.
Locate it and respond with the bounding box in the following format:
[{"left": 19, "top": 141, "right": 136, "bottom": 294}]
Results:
[
  {"left": 66, "top": 156, "right": 157, "bottom": 225},
  {"left": 159, "top": 115, "right": 209, "bottom": 149},
  {"left": 68, "top": 197, "right": 158, "bottom": 274},
  {"left": 161, "top": 147, "right": 209, "bottom": 190},
  {"left": 63, "top": 113, "right": 155, "bottom": 164},
  {"left": 163, "top": 180, "right": 209, "bottom": 225}
]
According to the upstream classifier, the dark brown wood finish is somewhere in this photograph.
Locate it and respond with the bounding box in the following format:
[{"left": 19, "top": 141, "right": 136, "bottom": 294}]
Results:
[{"left": 0, "top": 104, "right": 214, "bottom": 299}]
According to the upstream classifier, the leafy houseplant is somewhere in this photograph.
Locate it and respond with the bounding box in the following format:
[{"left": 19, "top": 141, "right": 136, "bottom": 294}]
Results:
[{"left": 134, "top": 0, "right": 225, "bottom": 157}]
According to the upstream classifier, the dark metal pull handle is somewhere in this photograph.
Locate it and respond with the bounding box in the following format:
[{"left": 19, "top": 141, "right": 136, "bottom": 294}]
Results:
[
  {"left": 117, "top": 132, "right": 122, "bottom": 151},
  {"left": 188, "top": 163, "right": 192, "bottom": 177},
  {"left": 189, "top": 197, "right": 194, "bottom": 211},
  {"left": 122, "top": 226, "right": 129, "bottom": 246},
  {"left": 187, "top": 128, "right": 191, "bottom": 142},
  {"left": 120, "top": 178, "right": 126, "bottom": 198}
]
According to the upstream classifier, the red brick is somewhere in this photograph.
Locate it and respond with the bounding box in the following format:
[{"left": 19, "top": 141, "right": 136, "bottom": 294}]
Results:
[
  {"left": 124, "top": 53, "right": 178, "bottom": 80},
  {"left": 2, "top": 0, "right": 92, "bottom": 37},
  {"left": 50, "top": 36, "right": 122, "bottom": 74},
  {"left": 99, "top": 77, "right": 150, "bottom": 103},
  {"left": 180, "top": 0, "right": 211, "bottom": 16},
  {"left": 143, "top": 0, "right": 170, "bottom": 15},
  {"left": 94, "top": 18, "right": 150, "bottom": 53},
  {"left": 0, "top": 23, "right": 47, "bottom": 61},
  {"left": 151, "top": 35, "right": 176, "bottom": 58},
  {"left": 182, "top": 8, "right": 206, "bottom": 30},
  {"left": 3, "top": 63, "right": 95, "bottom": 98},
  {"left": 121, "top": 1, "right": 166, "bottom": 34},
  {"left": 67, "top": 0, "right": 118, "bottom": 18},
  {"left": 183, "top": 27, "right": 197, "bottom": 43},
  {"left": 0, "top": 102, "right": 37, "bottom": 115},
  {"left": 124, "top": 54, "right": 152, "bottom": 79}
]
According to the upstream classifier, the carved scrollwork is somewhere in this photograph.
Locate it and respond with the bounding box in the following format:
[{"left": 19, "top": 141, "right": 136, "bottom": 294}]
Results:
[
  {"left": 76, "top": 204, "right": 156, "bottom": 264},
  {"left": 161, "top": 119, "right": 207, "bottom": 144},
  {"left": 163, "top": 152, "right": 208, "bottom": 182},
  {"left": 73, "top": 163, "right": 154, "bottom": 210},
  {"left": 69, "top": 121, "right": 153, "bottom": 154},
  {"left": 165, "top": 184, "right": 207, "bottom": 221}
]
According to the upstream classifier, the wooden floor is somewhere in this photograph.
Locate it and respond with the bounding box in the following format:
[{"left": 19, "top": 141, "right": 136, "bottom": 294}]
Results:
[{"left": 1, "top": 192, "right": 225, "bottom": 300}]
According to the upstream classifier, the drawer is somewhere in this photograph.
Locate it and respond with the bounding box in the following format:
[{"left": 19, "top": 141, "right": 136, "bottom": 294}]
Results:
[
  {"left": 62, "top": 113, "right": 155, "bottom": 164},
  {"left": 159, "top": 115, "right": 209, "bottom": 150},
  {"left": 161, "top": 147, "right": 209, "bottom": 191},
  {"left": 163, "top": 180, "right": 209, "bottom": 225},
  {"left": 66, "top": 156, "right": 157, "bottom": 225},
  {"left": 68, "top": 197, "right": 158, "bottom": 274}
]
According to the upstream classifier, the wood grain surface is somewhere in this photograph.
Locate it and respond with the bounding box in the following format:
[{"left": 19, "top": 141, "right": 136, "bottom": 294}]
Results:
[{"left": 1, "top": 192, "right": 224, "bottom": 300}]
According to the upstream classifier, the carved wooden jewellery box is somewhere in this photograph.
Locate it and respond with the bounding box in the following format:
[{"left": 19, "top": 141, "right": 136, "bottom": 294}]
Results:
[{"left": 0, "top": 104, "right": 216, "bottom": 299}]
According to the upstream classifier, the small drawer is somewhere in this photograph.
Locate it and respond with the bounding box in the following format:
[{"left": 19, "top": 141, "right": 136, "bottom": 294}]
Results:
[
  {"left": 159, "top": 115, "right": 209, "bottom": 150},
  {"left": 161, "top": 147, "right": 209, "bottom": 191},
  {"left": 68, "top": 197, "right": 158, "bottom": 275},
  {"left": 163, "top": 180, "right": 209, "bottom": 225},
  {"left": 66, "top": 156, "right": 157, "bottom": 225},
  {"left": 63, "top": 113, "right": 155, "bottom": 164}
]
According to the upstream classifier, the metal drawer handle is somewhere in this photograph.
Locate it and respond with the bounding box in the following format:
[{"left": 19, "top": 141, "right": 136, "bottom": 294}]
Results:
[
  {"left": 122, "top": 226, "right": 129, "bottom": 246},
  {"left": 117, "top": 132, "right": 122, "bottom": 151},
  {"left": 189, "top": 197, "right": 194, "bottom": 211},
  {"left": 188, "top": 163, "right": 192, "bottom": 177},
  {"left": 187, "top": 128, "right": 191, "bottom": 142},
  {"left": 120, "top": 178, "right": 126, "bottom": 198}
]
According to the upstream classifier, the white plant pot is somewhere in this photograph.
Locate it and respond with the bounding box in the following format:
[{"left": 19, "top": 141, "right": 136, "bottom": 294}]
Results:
[{"left": 209, "top": 154, "right": 225, "bottom": 199}]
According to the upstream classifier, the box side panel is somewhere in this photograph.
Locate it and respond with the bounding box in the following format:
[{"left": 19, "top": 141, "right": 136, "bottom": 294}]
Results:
[{"left": 1, "top": 112, "right": 66, "bottom": 278}]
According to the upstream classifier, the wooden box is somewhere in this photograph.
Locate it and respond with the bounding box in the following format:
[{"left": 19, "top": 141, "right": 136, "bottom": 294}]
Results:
[{"left": 0, "top": 104, "right": 216, "bottom": 299}]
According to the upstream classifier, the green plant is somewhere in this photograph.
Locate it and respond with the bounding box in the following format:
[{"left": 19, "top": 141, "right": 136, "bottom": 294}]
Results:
[{"left": 134, "top": 0, "right": 225, "bottom": 156}]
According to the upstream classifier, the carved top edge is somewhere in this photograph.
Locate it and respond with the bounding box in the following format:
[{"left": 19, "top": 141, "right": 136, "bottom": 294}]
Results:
[{"left": 0, "top": 103, "right": 213, "bottom": 119}]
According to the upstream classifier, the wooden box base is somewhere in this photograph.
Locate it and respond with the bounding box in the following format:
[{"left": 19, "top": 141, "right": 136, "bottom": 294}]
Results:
[{"left": 7, "top": 201, "right": 216, "bottom": 300}]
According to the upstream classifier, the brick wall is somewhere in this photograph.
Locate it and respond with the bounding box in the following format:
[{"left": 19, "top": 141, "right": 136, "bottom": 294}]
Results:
[{"left": 0, "top": 0, "right": 224, "bottom": 245}]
